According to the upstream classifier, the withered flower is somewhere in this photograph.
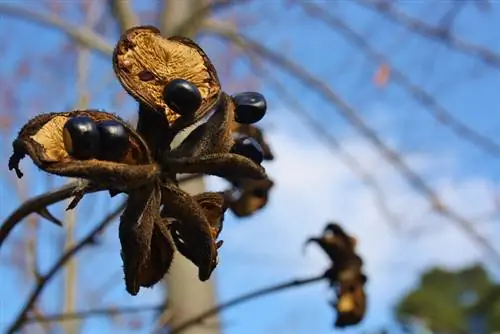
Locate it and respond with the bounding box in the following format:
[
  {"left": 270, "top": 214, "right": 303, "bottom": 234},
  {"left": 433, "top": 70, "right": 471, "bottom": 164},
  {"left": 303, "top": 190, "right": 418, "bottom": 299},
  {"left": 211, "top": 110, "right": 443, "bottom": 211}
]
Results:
[
  {"left": 8, "top": 25, "right": 271, "bottom": 296},
  {"left": 306, "top": 223, "right": 368, "bottom": 328}
]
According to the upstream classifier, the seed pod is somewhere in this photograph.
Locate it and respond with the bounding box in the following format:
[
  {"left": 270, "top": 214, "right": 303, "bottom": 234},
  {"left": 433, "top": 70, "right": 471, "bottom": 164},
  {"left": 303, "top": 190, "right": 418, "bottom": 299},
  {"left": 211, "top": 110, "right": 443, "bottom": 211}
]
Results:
[
  {"left": 8, "top": 109, "right": 157, "bottom": 192},
  {"left": 228, "top": 178, "right": 274, "bottom": 217},
  {"left": 112, "top": 26, "right": 221, "bottom": 129}
]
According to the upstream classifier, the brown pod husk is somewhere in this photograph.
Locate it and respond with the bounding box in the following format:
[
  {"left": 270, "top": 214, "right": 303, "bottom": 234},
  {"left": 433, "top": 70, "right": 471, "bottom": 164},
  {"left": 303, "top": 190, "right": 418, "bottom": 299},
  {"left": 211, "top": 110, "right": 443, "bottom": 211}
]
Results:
[
  {"left": 333, "top": 269, "right": 367, "bottom": 328},
  {"left": 8, "top": 110, "right": 157, "bottom": 191},
  {"left": 160, "top": 182, "right": 218, "bottom": 281},
  {"left": 112, "top": 25, "right": 221, "bottom": 129},
  {"left": 119, "top": 184, "right": 173, "bottom": 295},
  {"left": 192, "top": 191, "right": 228, "bottom": 241},
  {"left": 229, "top": 178, "right": 274, "bottom": 217}
]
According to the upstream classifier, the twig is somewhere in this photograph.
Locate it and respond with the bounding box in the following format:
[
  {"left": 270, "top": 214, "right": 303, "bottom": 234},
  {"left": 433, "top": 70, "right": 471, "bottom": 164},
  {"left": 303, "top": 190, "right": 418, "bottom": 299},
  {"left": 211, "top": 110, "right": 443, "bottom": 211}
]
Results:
[
  {"left": 5, "top": 202, "right": 126, "bottom": 334},
  {"left": 299, "top": 1, "right": 500, "bottom": 158},
  {"left": 0, "top": 180, "right": 103, "bottom": 249},
  {"left": 168, "top": 274, "right": 326, "bottom": 334},
  {"left": 354, "top": 0, "right": 500, "bottom": 68},
  {"left": 0, "top": 175, "right": 200, "bottom": 250},
  {"left": 0, "top": 4, "right": 113, "bottom": 57},
  {"left": 109, "top": 0, "right": 139, "bottom": 33},
  {"left": 24, "top": 304, "right": 167, "bottom": 324},
  {"left": 203, "top": 21, "right": 500, "bottom": 267},
  {"left": 250, "top": 60, "right": 401, "bottom": 230}
]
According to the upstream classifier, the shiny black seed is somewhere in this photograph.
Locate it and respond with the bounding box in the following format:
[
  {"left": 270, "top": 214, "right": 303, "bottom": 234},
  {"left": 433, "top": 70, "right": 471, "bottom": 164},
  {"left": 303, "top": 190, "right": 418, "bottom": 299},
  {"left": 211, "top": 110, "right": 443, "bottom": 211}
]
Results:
[
  {"left": 230, "top": 136, "right": 264, "bottom": 165},
  {"left": 163, "top": 78, "right": 202, "bottom": 116},
  {"left": 96, "top": 120, "right": 129, "bottom": 162},
  {"left": 63, "top": 116, "right": 99, "bottom": 160},
  {"left": 233, "top": 92, "right": 267, "bottom": 124}
]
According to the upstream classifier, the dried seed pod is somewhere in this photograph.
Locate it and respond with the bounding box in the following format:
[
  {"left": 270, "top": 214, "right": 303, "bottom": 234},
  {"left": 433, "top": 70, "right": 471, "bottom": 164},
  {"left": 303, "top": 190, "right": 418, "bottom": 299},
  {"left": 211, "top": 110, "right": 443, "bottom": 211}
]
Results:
[
  {"left": 112, "top": 26, "right": 221, "bottom": 129},
  {"left": 8, "top": 109, "right": 157, "bottom": 192},
  {"left": 119, "top": 184, "right": 170, "bottom": 295},
  {"left": 231, "top": 123, "right": 274, "bottom": 161},
  {"left": 228, "top": 178, "right": 274, "bottom": 217}
]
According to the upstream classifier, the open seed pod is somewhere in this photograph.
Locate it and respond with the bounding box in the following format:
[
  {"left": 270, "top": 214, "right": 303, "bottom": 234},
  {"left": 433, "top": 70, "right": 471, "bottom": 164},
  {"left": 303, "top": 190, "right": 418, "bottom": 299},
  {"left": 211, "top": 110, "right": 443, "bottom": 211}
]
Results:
[
  {"left": 112, "top": 25, "right": 221, "bottom": 130},
  {"left": 228, "top": 177, "right": 274, "bottom": 217},
  {"left": 8, "top": 109, "right": 157, "bottom": 192}
]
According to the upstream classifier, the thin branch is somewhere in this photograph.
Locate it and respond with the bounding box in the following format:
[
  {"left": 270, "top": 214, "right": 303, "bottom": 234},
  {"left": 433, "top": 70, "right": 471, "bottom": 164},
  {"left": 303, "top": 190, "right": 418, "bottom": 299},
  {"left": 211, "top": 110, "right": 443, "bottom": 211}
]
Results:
[
  {"left": 354, "top": 0, "right": 500, "bottom": 68},
  {"left": 0, "top": 180, "right": 103, "bottom": 249},
  {"left": 24, "top": 304, "right": 168, "bottom": 324},
  {"left": 0, "top": 175, "right": 200, "bottom": 250},
  {"left": 0, "top": 4, "right": 113, "bottom": 57},
  {"left": 203, "top": 21, "right": 500, "bottom": 268},
  {"left": 299, "top": 1, "right": 500, "bottom": 158},
  {"left": 251, "top": 60, "right": 401, "bottom": 230},
  {"left": 6, "top": 202, "right": 126, "bottom": 334},
  {"left": 109, "top": 0, "right": 139, "bottom": 33},
  {"left": 168, "top": 0, "right": 247, "bottom": 37},
  {"left": 168, "top": 274, "right": 325, "bottom": 334}
]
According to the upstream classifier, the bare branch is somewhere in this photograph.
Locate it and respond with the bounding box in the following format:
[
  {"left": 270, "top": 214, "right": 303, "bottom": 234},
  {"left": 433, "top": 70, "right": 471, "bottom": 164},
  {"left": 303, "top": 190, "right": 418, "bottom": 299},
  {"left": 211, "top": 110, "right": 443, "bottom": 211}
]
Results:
[
  {"left": 6, "top": 202, "right": 126, "bottom": 334},
  {"left": 0, "top": 180, "right": 104, "bottom": 249},
  {"left": 203, "top": 21, "right": 500, "bottom": 267},
  {"left": 109, "top": 0, "right": 139, "bottom": 33},
  {"left": 159, "top": 0, "right": 202, "bottom": 37},
  {"left": 167, "top": 274, "right": 325, "bottom": 334},
  {"left": 24, "top": 304, "right": 169, "bottom": 325},
  {"left": 354, "top": 0, "right": 500, "bottom": 68},
  {"left": 250, "top": 61, "right": 401, "bottom": 230},
  {"left": 0, "top": 4, "right": 113, "bottom": 57},
  {"left": 299, "top": 1, "right": 500, "bottom": 158}
]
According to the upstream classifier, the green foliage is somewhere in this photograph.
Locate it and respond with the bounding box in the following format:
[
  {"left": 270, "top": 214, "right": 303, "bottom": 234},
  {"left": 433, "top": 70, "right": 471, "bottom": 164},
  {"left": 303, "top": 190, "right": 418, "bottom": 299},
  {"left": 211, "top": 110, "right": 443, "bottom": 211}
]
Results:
[{"left": 395, "top": 264, "right": 500, "bottom": 333}]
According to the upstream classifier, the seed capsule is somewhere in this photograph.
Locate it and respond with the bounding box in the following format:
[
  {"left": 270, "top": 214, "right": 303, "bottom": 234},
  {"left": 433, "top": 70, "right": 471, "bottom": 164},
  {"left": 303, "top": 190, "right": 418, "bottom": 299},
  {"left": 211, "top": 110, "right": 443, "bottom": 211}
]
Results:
[
  {"left": 63, "top": 116, "right": 100, "bottom": 160},
  {"left": 97, "top": 120, "right": 129, "bottom": 162},
  {"left": 233, "top": 92, "right": 267, "bottom": 124},
  {"left": 163, "top": 78, "right": 202, "bottom": 116},
  {"left": 231, "top": 136, "right": 264, "bottom": 165}
]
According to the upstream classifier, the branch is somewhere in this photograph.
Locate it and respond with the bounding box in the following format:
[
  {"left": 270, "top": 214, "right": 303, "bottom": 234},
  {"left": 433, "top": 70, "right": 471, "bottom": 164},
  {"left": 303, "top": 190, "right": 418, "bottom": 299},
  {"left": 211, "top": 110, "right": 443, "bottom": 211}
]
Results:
[
  {"left": 203, "top": 21, "right": 500, "bottom": 268},
  {"left": 168, "top": 0, "right": 247, "bottom": 37},
  {"left": 168, "top": 274, "right": 325, "bottom": 334},
  {"left": 250, "top": 60, "right": 401, "bottom": 230},
  {"left": 354, "top": 0, "right": 500, "bottom": 68},
  {"left": 0, "top": 174, "right": 201, "bottom": 250},
  {"left": 299, "top": 1, "right": 500, "bottom": 158},
  {"left": 0, "top": 4, "right": 113, "bottom": 57},
  {"left": 0, "top": 180, "right": 103, "bottom": 249},
  {"left": 109, "top": 0, "right": 139, "bottom": 33},
  {"left": 6, "top": 202, "right": 126, "bottom": 334},
  {"left": 24, "top": 304, "right": 168, "bottom": 324}
]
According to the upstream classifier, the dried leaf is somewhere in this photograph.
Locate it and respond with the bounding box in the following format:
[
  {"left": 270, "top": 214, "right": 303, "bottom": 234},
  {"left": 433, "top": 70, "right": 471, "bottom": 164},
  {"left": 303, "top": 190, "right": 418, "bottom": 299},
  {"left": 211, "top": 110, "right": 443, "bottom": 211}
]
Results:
[
  {"left": 373, "top": 63, "right": 390, "bottom": 88},
  {"left": 112, "top": 26, "right": 221, "bottom": 128}
]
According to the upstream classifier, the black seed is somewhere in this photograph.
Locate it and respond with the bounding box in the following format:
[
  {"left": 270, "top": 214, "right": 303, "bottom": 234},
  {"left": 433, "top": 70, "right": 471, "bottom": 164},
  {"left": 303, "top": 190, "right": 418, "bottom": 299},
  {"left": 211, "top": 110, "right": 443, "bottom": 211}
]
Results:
[
  {"left": 163, "top": 78, "right": 202, "bottom": 116},
  {"left": 230, "top": 136, "right": 264, "bottom": 165},
  {"left": 96, "top": 120, "right": 129, "bottom": 162},
  {"left": 63, "top": 116, "right": 100, "bottom": 160},
  {"left": 233, "top": 92, "right": 267, "bottom": 124}
]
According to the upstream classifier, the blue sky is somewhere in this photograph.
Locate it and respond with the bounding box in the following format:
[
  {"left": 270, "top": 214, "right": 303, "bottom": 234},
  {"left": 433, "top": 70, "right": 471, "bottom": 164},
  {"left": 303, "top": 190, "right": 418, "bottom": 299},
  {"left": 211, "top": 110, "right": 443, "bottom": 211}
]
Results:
[{"left": 0, "top": 1, "right": 499, "bottom": 333}]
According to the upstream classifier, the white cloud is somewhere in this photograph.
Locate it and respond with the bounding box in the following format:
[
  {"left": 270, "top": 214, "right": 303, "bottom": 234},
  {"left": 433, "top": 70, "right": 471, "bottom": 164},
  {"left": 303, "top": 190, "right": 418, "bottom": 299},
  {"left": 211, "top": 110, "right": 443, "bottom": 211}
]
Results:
[{"left": 204, "top": 109, "right": 500, "bottom": 332}]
